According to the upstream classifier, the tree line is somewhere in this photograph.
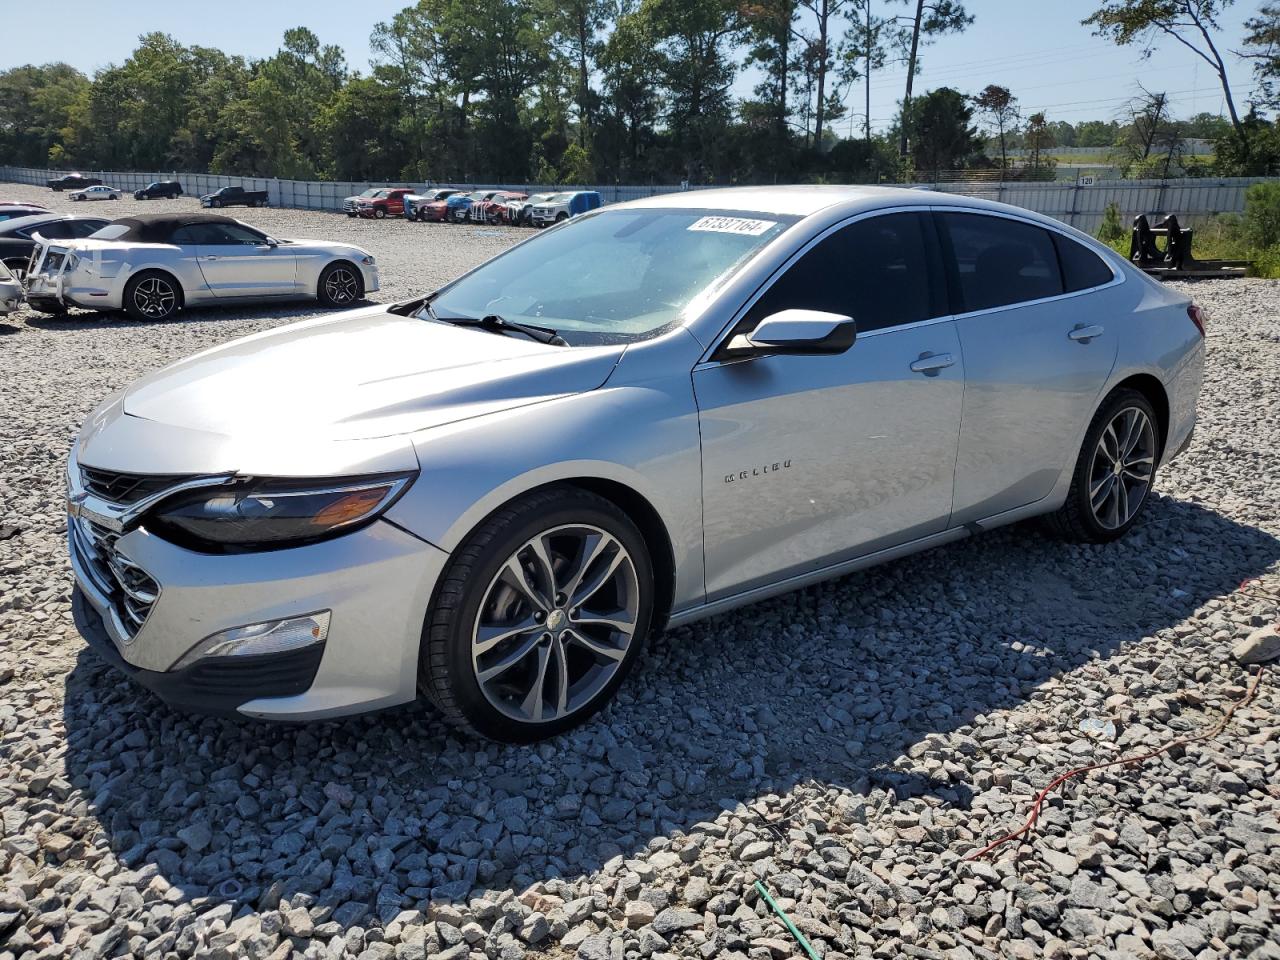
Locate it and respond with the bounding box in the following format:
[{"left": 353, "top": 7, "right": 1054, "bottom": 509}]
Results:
[{"left": 0, "top": 0, "right": 1276, "bottom": 185}]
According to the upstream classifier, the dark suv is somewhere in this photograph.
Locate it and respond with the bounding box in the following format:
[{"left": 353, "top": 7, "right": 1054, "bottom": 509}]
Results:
[{"left": 134, "top": 181, "right": 184, "bottom": 200}]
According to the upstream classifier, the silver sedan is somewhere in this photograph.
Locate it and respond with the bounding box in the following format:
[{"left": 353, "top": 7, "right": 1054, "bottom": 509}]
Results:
[{"left": 66, "top": 186, "right": 1204, "bottom": 741}]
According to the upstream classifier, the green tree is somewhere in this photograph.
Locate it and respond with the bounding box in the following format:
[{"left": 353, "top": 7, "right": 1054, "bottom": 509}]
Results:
[
  {"left": 538, "top": 0, "right": 609, "bottom": 149},
  {"left": 890, "top": 0, "right": 972, "bottom": 156},
  {"left": 597, "top": 6, "right": 662, "bottom": 180},
  {"left": 1084, "top": 1, "right": 1247, "bottom": 158},
  {"left": 0, "top": 63, "right": 89, "bottom": 167},
  {"left": 905, "top": 86, "right": 981, "bottom": 174},
  {"left": 973, "top": 84, "right": 1018, "bottom": 170},
  {"left": 641, "top": 0, "right": 740, "bottom": 181},
  {"left": 1241, "top": 2, "right": 1280, "bottom": 110}
]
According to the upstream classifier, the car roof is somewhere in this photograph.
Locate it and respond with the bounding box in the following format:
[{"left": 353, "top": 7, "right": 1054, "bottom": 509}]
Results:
[
  {"left": 615, "top": 183, "right": 1078, "bottom": 230},
  {"left": 104, "top": 213, "right": 244, "bottom": 242}
]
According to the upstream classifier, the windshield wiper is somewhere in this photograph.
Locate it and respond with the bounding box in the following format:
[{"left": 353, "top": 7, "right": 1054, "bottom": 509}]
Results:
[{"left": 424, "top": 301, "right": 567, "bottom": 346}]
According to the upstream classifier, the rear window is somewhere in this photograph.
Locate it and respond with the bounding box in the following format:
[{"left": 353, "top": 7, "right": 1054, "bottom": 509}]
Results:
[
  {"left": 940, "top": 212, "right": 1064, "bottom": 312},
  {"left": 1053, "top": 233, "right": 1115, "bottom": 292}
]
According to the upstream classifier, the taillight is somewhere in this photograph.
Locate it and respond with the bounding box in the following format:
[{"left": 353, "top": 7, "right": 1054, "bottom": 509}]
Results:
[{"left": 1188, "top": 304, "right": 1206, "bottom": 337}]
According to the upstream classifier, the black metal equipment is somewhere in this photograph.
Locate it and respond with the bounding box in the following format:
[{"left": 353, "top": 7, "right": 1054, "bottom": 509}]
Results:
[{"left": 1129, "top": 213, "right": 1248, "bottom": 279}]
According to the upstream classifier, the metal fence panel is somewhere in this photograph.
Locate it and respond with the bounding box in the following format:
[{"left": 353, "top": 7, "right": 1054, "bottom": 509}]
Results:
[{"left": 3, "top": 165, "right": 1272, "bottom": 236}]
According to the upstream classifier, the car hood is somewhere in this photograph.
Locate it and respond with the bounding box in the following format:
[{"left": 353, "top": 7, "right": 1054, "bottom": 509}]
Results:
[{"left": 98, "top": 305, "right": 623, "bottom": 471}]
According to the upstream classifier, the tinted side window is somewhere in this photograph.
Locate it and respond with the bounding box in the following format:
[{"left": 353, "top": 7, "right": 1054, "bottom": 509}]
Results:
[
  {"left": 941, "top": 213, "right": 1064, "bottom": 312},
  {"left": 172, "top": 224, "right": 230, "bottom": 244},
  {"left": 744, "top": 212, "right": 941, "bottom": 334},
  {"left": 70, "top": 221, "right": 108, "bottom": 237},
  {"left": 1053, "top": 233, "right": 1114, "bottom": 292}
]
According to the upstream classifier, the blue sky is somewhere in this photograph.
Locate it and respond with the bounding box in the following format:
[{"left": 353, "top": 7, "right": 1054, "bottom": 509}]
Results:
[{"left": 0, "top": 0, "right": 1264, "bottom": 133}]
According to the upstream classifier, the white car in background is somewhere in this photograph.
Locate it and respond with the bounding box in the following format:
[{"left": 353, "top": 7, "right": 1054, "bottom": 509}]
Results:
[
  {"left": 25, "top": 212, "right": 378, "bottom": 320},
  {"left": 0, "top": 260, "right": 21, "bottom": 316},
  {"left": 506, "top": 192, "right": 556, "bottom": 226},
  {"left": 69, "top": 185, "right": 123, "bottom": 202}
]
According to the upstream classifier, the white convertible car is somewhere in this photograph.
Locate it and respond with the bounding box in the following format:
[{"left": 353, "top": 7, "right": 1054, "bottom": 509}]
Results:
[{"left": 25, "top": 213, "right": 379, "bottom": 320}]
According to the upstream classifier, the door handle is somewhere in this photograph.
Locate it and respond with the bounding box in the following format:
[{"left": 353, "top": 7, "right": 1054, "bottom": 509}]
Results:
[
  {"left": 202, "top": 255, "right": 218, "bottom": 261},
  {"left": 910, "top": 353, "right": 955, "bottom": 375},
  {"left": 1068, "top": 324, "right": 1104, "bottom": 342}
]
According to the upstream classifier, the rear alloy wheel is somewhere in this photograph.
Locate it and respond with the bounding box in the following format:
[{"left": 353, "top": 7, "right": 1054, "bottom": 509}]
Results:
[
  {"left": 317, "top": 262, "right": 363, "bottom": 307},
  {"left": 123, "top": 272, "right": 180, "bottom": 321},
  {"left": 421, "top": 488, "right": 653, "bottom": 741},
  {"left": 1045, "top": 388, "right": 1159, "bottom": 543}
]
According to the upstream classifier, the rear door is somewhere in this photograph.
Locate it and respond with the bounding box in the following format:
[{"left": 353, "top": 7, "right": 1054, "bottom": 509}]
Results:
[
  {"left": 180, "top": 222, "right": 298, "bottom": 297},
  {"left": 693, "top": 211, "right": 964, "bottom": 599},
  {"left": 938, "top": 210, "right": 1120, "bottom": 525}
]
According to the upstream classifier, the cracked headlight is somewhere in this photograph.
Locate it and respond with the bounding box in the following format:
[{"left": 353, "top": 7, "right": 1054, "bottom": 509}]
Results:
[{"left": 149, "top": 474, "right": 414, "bottom": 551}]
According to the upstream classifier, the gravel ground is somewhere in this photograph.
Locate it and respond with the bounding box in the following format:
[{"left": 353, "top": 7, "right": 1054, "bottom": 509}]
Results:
[{"left": 1, "top": 183, "right": 1279, "bottom": 960}]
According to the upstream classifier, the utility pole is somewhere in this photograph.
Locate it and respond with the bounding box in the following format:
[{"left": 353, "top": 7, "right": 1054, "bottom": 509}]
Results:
[
  {"left": 865, "top": 0, "right": 872, "bottom": 142},
  {"left": 898, "top": 0, "right": 925, "bottom": 157}
]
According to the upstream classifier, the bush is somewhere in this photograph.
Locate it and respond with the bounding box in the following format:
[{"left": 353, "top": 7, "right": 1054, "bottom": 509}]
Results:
[
  {"left": 1252, "top": 244, "right": 1280, "bottom": 279},
  {"left": 1244, "top": 181, "right": 1280, "bottom": 250},
  {"left": 1096, "top": 202, "right": 1126, "bottom": 245}
]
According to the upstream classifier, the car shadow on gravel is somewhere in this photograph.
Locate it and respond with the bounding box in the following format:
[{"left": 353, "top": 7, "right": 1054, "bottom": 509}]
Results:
[
  {"left": 22, "top": 302, "right": 363, "bottom": 331},
  {"left": 60, "top": 493, "right": 1280, "bottom": 927}
]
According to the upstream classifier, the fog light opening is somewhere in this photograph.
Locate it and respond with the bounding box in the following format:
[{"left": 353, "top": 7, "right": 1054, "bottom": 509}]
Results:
[{"left": 171, "top": 611, "right": 331, "bottom": 671}]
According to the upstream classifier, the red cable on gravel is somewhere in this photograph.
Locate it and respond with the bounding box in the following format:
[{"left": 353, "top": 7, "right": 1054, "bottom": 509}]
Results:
[{"left": 965, "top": 665, "right": 1268, "bottom": 861}]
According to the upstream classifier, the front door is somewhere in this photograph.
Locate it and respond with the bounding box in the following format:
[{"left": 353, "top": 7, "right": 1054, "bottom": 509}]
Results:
[
  {"left": 694, "top": 211, "right": 964, "bottom": 600},
  {"left": 180, "top": 222, "right": 297, "bottom": 297}
]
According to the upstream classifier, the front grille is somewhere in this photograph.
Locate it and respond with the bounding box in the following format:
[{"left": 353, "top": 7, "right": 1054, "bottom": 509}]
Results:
[
  {"left": 70, "top": 516, "right": 159, "bottom": 640},
  {"left": 81, "top": 467, "right": 184, "bottom": 505}
]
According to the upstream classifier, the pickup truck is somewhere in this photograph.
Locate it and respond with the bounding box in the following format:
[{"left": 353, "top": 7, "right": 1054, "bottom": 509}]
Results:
[
  {"left": 356, "top": 188, "right": 413, "bottom": 219},
  {"left": 200, "top": 185, "right": 269, "bottom": 208},
  {"left": 47, "top": 174, "right": 102, "bottom": 192},
  {"left": 530, "top": 190, "right": 603, "bottom": 227}
]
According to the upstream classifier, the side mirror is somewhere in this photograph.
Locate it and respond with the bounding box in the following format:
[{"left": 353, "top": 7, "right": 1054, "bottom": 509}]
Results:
[
  {"left": 261, "top": 237, "right": 279, "bottom": 247},
  {"left": 725, "top": 309, "right": 857, "bottom": 357}
]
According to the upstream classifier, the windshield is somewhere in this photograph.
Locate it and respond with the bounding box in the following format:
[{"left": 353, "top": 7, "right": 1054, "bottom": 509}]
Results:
[{"left": 427, "top": 208, "right": 797, "bottom": 346}]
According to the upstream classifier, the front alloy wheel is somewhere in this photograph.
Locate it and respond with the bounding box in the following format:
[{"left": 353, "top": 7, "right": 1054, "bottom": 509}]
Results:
[
  {"left": 318, "top": 262, "right": 362, "bottom": 307},
  {"left": 472, "top": 524, "right": 640, "bottom": 725},
  {"left": 421, "top": 488, "right": 654, "bottom": 741}
]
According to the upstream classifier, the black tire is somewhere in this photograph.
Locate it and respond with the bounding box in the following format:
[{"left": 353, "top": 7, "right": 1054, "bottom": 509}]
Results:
[
  {"left": 110, "top": 194, "right": 119, "bottom": 200},
  {"left": 211, "top": 198, "right": 222, "bottom": 208},
  {"left": 374, "top": 207, "right": 387, "bottom": 219},
  {"left": 1044, "top": 388, "right": 1161, "bottom": 543},
  {"left": 316, "top": 261, "right": 364, "bottom": 308},
  {"left": 420, "top": 486, "right": 654, "bottom": 742},
  {"left": 347, "top": 212, "right": 357, "bottom": 218},
  {"left": 416, "top": 209, "right": 428, "bottom": 222},
  {"left": 123, "top": 270, "right": 181, "bottom": 321},
  {"left": 555, "top": 212, "right": 568, "bottom": 223}
]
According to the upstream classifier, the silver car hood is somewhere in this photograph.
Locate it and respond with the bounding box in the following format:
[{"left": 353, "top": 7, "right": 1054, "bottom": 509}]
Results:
[{"left": 78, "top": 305, "right": 623, "bottom": 477}]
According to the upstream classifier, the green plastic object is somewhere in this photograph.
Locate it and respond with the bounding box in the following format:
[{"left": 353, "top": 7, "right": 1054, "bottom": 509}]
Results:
[{"left": 754, "top": 879, "right": 821, "bottom": 960}]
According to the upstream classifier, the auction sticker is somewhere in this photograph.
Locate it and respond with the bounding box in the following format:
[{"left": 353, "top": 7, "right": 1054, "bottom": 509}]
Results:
[{"left": 688, "top": 216, "right": 777, "bottom": 236}]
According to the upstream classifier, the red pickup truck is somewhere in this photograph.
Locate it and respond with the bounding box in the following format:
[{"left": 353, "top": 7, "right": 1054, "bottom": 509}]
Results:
[{"left": 356, "top": 188, "right": 414, "bottom": 219}]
